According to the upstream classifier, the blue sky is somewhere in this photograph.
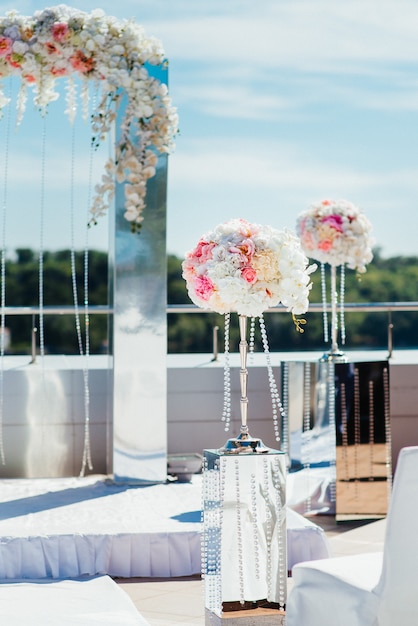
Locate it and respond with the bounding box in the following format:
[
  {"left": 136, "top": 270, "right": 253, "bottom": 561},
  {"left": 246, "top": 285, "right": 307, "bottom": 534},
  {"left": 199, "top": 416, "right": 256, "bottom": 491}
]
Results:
[{"left": 2, "top": 0, "right": 418, "bottom": 258}]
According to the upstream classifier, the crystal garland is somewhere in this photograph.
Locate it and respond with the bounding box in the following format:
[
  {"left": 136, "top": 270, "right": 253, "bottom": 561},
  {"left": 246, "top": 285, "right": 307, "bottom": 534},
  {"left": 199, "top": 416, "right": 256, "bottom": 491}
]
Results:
[
  {"left": 202, "top": 455, "right": 223, "bottom": 615},
  {"left": 368, "top": 379, "right": 375, "bottom": 480},
  {"left": 340, "top": 381, "right": 349, "bottom": 482},
  {"left": 273, "top": 454, "right": 286, "bottom": 610},
  {"left": 327, "top": 361, "right": 337, "bottom": 506},
  {"left": 221, "top": 312, "right": 231, "bottom": 432},
  {"left": 68, "top": 103, "right": 94, "bottom": 477},
  {"left": 320, "top": 262, "right": 329, "bottom": 343},
  {"left": 383, "top": 367, "right": 392, "bottom": 500},
  {"left": 221, "top": 313, "right": 284, "bottom": 443},
  {"left": 281, "top": 362, "right": 289, "bottom": 457},
  {"left": 302, "top": 361, "right": 312, "bottom": 514},
  {"left": 259, "top": 314, "right": 285, "bottom": 443},
  {"left": 234, "top": 457, "right": 245, "bottom": 605},
  {"left": 37, "top": 114, "right": 48, "bottom": 456},
  {"left": 250, "top": 471, "right": 260, "bottom": 580},
  {"left": 320, "top": 263, "right": 347, "bottom": 353},
  {"left": 0, "top": 77, "right": 12, "bottom": 466},
  {"left": 353, "top": 367, "right": 361, "bottom": 501},
  {"left": 340, "top": 264, "right": 346, "bottom": 346}
]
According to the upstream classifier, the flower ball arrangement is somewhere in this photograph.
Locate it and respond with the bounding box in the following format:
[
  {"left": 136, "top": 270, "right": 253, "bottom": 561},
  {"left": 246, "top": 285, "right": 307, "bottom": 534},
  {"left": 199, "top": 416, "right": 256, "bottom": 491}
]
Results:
[
  {"left": 182, "top": 218, "right": 316, "bottom": 319},
  {"left": 296, "top": 199, "right": 374, "bottom": 272},
  {"left": 296, "top": 199, "right": 374, "bottom": 353}
]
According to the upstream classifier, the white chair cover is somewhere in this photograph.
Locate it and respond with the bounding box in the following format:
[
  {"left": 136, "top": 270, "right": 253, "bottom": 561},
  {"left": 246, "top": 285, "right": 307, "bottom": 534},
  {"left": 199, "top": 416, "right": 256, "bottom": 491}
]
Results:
[
  {"left": 286, "top": 446, "right": 418, "bottom": 626},
  {"left": 0, "top": 575, "right": 149, "bottom": 625}
]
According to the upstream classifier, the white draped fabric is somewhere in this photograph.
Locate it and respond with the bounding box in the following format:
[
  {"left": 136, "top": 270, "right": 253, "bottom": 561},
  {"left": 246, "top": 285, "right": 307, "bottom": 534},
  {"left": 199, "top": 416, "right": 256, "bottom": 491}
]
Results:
[
  {"left": 0, "top": 474, "right": 330, "bottom": 579},
  {"left": 0, "top": 575, "right": 149, "bottom": 625},
  {"left": 286, "top": 446, "right": 418, "bottom": 626}
]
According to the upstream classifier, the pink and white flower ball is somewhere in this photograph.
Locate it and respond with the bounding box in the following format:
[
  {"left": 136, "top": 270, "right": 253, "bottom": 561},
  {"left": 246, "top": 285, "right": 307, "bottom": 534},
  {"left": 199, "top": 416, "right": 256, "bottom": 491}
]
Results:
[
  {"left": 182, "top": 218, "right": 316, "bottom": 319},
  {"left": 296, "top": 199, "right": 374, "bottom": 272}
]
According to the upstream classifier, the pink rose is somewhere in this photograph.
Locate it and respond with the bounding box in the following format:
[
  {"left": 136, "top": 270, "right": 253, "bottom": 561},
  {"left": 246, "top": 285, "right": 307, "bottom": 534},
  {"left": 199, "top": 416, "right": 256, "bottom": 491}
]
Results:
[
  {"left": 193, "top": 275, "right": 215, "bottom": 301},
  {"left": 52, "top": 23, "right": 69, "bottom": 42},
  {"left": 322, "top": 214, "right": 343, "bottom": 232},
  {"left": 0, "top": 37, "right": 13, "bottom": 58},
  {"left": 318, "top": 239, "right": 333, "bottom": 251},
  {"left": 70, "top": 50, "right": 95, "bottom": 73},
  {"left": 193, "top": 240, "right": 215, "bottom": 263},
  {"left": 241, "top": 266, "right": 257, "bottom": 284},
  {"left": 302, "top": 231, "right": 315, "bottom": 250},
  {"left": 237, "top": 238, "right": 255, "bottom": 261}
]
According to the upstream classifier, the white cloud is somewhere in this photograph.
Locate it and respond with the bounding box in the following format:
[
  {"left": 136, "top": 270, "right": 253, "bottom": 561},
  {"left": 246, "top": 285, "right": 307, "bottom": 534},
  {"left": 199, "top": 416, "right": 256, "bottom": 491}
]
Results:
[
  {"left": 168, "top": 137, "right": 418, "bottom": 193},
  {"left": 146, "top": 2, "right": 418, "bottom": 72}
]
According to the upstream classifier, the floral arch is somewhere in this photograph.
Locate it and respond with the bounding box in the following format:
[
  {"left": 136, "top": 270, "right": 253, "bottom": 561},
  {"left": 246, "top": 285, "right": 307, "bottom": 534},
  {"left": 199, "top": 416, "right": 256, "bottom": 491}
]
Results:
[{"left": 0, "top": 4, "right": 178, "bottom": 232}]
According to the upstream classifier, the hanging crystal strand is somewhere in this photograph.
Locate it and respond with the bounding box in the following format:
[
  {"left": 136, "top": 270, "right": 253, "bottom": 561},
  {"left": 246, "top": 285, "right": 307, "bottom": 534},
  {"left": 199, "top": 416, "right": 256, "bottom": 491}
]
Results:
[
  {"left": 80, "top": 78, "right": 90, "bottom": 121},
  {"left": 281, "top": 362, "right": 289, "bottom": 456},
  {"left": 202, "top": 457, "right": 222, "bottom": 614},
  {"left": 263, "top": 456, "right": 273, "bottom": 600},
  {"left": 272, "top": 456, "right": 286, "bottom": 609},
  {"left": 383, "top": 367, "right": 392, "bottom": 501},
  {"left": 250, "top": 472, "right": 260, "bottom": 580},
  {"left": 340, "top": 382, "right": 349, "bottom": 482},
  {"left": 327, "top": 361, "right": 337, "bottom": 506},
  {"left": 0, "top": 77, "right": 13, "bottom": 465},
  {"left": 16, "top": 79, "right": 28, "bottom": 127},
  {"left": 248, "top": 316, "right": 256, "bottom": 365},
  {"left": 38, "top": 114, "right": 47, "bottom": 362},
  {"left": 368, "top": 380, "right": 375, "bottom": 480},
  {"left": 79, "top": 84, "right": 98, "bottom": 476},
  {"left": 234, "top": 458, "right": 245, "bottom": 605},
  {"left": 217, "top": 458, "right": 225, "bottom": 614},
  {"left": 259, "top": 315, "right": 284, "bottom": 443},
  {"left": 65, "top": 75, "right": 77, "bottom": 125},
  {"left": 330, "top": 264, "right": 339, "bottom": 354},
  {"left": 340, "top": 264, "right": 346, "bottom": 346},
  {"left": 221, "top": 312, "right": 231, "bottom": 432},
  {"left": 303, "top": 362, "right": 312, "bottom": 514},
  {"left": 321, "top": 263, "right": 329, "bottom": 343},
  {"left": 37, "top": 113, "right": 48, "bottom": 462},
  {"left": 68, "top": 117, "right": 93, "bottom": 476},
  {"left": 353, "top": 367, "right": 361, "bottom": 502}
]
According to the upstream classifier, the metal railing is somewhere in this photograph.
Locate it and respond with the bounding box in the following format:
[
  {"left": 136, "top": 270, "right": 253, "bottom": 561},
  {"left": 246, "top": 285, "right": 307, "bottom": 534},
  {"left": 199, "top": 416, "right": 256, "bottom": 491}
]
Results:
[{"left": 2, "top": 301, "right": 418, "bottom": 362}]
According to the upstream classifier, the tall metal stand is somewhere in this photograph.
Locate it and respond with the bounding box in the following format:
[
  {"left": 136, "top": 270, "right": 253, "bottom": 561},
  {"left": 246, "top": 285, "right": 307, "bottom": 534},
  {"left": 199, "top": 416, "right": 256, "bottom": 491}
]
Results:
[{"left": 222, "top": 315, "right": 267, "bottom": 453}]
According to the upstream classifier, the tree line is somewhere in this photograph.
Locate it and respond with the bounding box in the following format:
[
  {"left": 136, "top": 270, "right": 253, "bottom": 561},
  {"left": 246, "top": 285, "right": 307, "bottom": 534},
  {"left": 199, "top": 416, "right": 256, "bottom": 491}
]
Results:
[{"left": 1, "top": 248, "right": 418, "bottom": 355}]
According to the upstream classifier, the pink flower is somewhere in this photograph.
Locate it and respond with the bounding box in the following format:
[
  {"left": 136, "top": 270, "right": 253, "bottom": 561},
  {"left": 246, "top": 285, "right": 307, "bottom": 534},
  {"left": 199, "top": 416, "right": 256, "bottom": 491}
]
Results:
[
  {"left": 322, "top": 214, "right": 344, "bottom": 232},
  {"left": 45, "top": 41, "right": 60, "bottom": 55},
  {"left": 0, "top": 37, "right": 13, "bottom": 57},
  {"left": 23, "top": 73, "right": 36, "bottom": 83},
  {"left": 237, "top": 238, "right": 255, "bottom": 261},
  {"left": 51, "top": 66, "right": 68, "bottom": 76},
  {"left": 301, "top": 231, "right": 315, "bottom": 250},
  {"left": 241, "top": 266, "right": 257, "bottom": 284},
  {"left": 52, "top": 23, "right": 69, "bottom": 42},
  {"left": 70, "top": 50, "right": 95, "bottom": 73},
  {"left": 318, "top": 239, "right": 333, "bottom": 251},
  {"left": 193, "top": 275, "right": 215, "bottom": 301},
  {"left": 193, "top": 240, "right": 216, "bottom": 263}
]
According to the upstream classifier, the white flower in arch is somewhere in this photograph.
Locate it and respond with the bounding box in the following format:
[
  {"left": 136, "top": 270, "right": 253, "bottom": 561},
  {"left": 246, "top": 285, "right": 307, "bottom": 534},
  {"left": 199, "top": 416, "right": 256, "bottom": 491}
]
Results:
[{"left": 0, "top": 4, "right": 178, "bottom": 232}]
